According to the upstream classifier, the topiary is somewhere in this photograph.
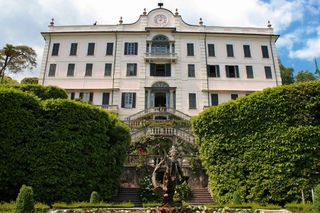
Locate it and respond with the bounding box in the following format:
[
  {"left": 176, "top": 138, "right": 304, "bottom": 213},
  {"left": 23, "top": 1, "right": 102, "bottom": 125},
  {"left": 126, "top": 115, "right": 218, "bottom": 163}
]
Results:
[
  {"left": 90, "top": 191, "right": 100, "bottom": 204},
  {"left": 315, "top": 184, "right": 320, "bottom": 213},
  {"left": 16, "top": 185, "right": 35, "bottom": 213}
]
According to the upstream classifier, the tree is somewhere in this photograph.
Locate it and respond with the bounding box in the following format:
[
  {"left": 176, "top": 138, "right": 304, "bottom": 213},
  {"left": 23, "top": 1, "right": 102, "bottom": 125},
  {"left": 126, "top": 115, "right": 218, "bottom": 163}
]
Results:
[
  {"left": 280, "top": 63, "right": 294, "bottom": 85},
  {"left": 0, "top": 44, "right": 37, "bottom": 83},
  {"left": 16, "top": 185, "right": 35, "bottom": 213},
  {"left": 295, "top": 70, "right": 317, "bottom": 83},
  {"left": 21, "top": 77, "right": 39, "bottom": 84}
]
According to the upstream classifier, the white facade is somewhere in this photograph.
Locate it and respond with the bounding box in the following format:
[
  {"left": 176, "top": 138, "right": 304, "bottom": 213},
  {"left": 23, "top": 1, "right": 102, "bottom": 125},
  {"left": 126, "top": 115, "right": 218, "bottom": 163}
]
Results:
[{"left": 39, "top": 6, "right": 281, "bottom": 120}]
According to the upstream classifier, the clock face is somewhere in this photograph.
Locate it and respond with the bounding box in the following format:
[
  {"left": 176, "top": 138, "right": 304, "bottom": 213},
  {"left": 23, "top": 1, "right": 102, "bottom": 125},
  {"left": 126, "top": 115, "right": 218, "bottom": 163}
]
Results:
[{"left": 154, "top": 14, "right": 168, "bottom": 25}]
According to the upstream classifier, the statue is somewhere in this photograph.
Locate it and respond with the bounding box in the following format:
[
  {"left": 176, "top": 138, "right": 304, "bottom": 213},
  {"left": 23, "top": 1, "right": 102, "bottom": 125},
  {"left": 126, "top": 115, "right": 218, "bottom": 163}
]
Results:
[{"left": 152, "top": 145, "right": 187, "bottom": 206}]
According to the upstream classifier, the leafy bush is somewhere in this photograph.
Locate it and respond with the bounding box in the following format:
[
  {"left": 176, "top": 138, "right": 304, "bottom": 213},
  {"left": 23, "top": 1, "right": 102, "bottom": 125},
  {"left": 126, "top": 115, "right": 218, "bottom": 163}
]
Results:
[
  {"left": 285, "top": 202, "right": 314, "bottom": 213},
  {"left": 192, "top": 81, "right": 320, "bottom": 205},
  {"left": 90, "top": 191, "right": 100, "bottom": 204},
  {"left": 0, "top": 84, "right": 67, "bottom": 99},
  {"left": 16, "top": 185, "right": 35, "bottom": 213},
  {"left": 174, "top": 182, "right": 192, "bottom": 202},
  {"left": 139, "top": 176, "right": 162, "bottom": 203},
  {"left": 315, "top": 184, "right": 320, "bottom": 213},
  {"left": 232, "top": 191, "right": 241, "bottom": 205},
  {"left": 0, "top": 88, "right": 131, "bottom": 203},
  {"left": 52, "top": 202, "right": 134, "bottom": 208}
]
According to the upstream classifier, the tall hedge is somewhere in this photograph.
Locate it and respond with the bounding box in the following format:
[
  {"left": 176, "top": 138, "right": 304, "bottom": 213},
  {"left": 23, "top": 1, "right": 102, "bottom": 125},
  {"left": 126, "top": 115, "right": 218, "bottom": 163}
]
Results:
[
  {"left": 0, "top": 88, "right": 130, "bottom": 203},
  {"left": 192, "top": 81, "right": 320, "bottom": 205},
  {"left": 0, "top": 84, "right": 67, "bottom": 99}
]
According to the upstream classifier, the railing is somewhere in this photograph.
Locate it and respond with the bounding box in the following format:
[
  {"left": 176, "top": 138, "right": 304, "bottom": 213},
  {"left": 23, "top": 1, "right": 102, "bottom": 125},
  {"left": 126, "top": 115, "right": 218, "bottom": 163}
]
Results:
[
  {"left": 124, "top": 154, "right": 191, "bottom": 167},
  {"left": 131, "top": 126, "right": 195, "bottom": 144},
  {"left": 96, "top": 105, "right": 119, "bottom": 113},
  {"left": 126, "top": 107, "right": 191, "bottom": 123},
  {"left": 144, "top": 52, "right": 177, "bottom": 62}
]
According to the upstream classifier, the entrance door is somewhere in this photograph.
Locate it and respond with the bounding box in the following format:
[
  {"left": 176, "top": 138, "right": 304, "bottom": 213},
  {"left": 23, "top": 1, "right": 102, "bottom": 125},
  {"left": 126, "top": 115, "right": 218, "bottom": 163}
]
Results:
[{"left": 154, "top": 92, "right": 166, "bottom": 107}]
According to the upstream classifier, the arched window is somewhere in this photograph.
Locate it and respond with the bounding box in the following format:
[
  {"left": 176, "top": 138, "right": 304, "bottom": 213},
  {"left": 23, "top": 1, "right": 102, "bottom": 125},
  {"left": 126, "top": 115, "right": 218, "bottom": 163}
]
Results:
[
  {"left": 152, "top": 35, "right": 169, "bottom": 42},
  {"left": 151, "top": 35, "right": 170, "bottom": 54}
]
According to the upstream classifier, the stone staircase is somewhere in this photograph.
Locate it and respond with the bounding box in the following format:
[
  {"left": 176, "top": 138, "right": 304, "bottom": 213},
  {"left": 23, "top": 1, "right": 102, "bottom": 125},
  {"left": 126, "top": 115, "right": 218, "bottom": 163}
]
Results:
[
  {"left": 189, "top": 188, "right": 214, "bottom": 204},
  {"left": 112, "top": 188, "right": 142, "bottom": 206}
]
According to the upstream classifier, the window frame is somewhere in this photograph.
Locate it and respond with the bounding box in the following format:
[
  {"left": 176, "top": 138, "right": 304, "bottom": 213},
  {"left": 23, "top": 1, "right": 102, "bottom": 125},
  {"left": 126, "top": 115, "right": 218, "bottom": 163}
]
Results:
[
  {"left": 124, "top": 42, "right": 138, "bottom": 55},
  {"left": 85, "top": 63, "right": 93, "bottom": 77},
  {"left": 265, "top": 66, "right": 272, "bottom": 79},
  {"left": 51, "top": 43, "right": 60, "bottom": 56},
  {"left": 187, "top": 43, "right": 194, "bottom": 56},
  {"left": 211, "top": 94, "right": 219, "bottom": 106},
  {"left": 102, "top": 92, "right": 110, "bottom": 105},
  {"left": 126, "top": 63, "right": 137, "bottom": 76},
  {"left": 189, "top": 93, "right": 197, "bottom": 109},
  {"left": 226, "top": 44, "right": 234, "bottom": 57},
  {"left": 243, "top": 45, "right": 251, "bottom": 58},
  {"left": 67, "top": 63, "right": 75, "bottom": 77},
  {"left": 70, "top": 43, "right": 78, "bottom": 56},
  {"left": 208, "top": 44, "right": 215, "bottom": 57},
  {"left": 121, "top": 92, "right": 136, "bottom": 108},
  {"left": 225, "top": 65, "right": 240, "bottom": 78},
  {"left": 104, "top": 63, "right": 112, "bottom": 76},
  {"left": 207, "top": 65, "right": 220, "bottom": 77},
  {"left": 261, "top": 45, "right": 269, "bottom": 58},
  {"left": 188, "top": 64, "right": 195, "bottom": 78},
  {"left": 48, "top": 64, "right": 56, "bottom": 77},
  {"left": 231, "top": 94, "right": 239, "bottom": 100},
  {"left": 246, "top": 65, "right": 254, "bottom": 79},
  {"left": 106, "top": 42, "right": 114, "bottom": 55},
  {"left": 87, "top": 43, "right": 95, "bottom": 56}
]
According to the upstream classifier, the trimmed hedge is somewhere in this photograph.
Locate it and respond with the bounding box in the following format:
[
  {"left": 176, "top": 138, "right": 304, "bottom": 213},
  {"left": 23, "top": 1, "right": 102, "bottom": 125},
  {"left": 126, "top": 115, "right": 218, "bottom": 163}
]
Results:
[
  {"left": 0, "top": 84, "right": 67, "bottom": 99},
  {"left": 192, "top": 81, "right": 320, "bottom": 205},
  {"left": 0, "top": 88, "right": 130, "bottom": 203}
]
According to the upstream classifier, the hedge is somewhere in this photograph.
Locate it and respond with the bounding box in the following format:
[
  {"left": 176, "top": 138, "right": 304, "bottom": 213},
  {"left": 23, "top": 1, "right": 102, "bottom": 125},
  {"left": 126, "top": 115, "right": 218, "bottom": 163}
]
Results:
[
  {"left": 0, "top": 84, "right": 68, "bottom": 99},
  {"left": 0, "top": 88, "right": 130, "bottom": 203},
  {"left": 192, "top": 81, "right": 320, "bottom": 205}
]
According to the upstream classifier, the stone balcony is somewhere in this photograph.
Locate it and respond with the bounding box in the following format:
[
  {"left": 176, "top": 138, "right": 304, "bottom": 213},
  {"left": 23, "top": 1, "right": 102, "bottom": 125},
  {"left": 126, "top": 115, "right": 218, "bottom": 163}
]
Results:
[{"left": 144, "top": 52, "right": 177, "bottom": 63}]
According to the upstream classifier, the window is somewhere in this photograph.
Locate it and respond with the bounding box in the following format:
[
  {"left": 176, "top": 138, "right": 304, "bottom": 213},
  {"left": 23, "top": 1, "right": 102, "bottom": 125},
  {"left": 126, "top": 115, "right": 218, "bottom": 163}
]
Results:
[
  {"left": 265, "top": 66, "right": 272, "bottom": 79},
  {"left": 261, "top": 45, "right": 269, "bottom": 58},
  {"left": 104, "top": 63, "right": 112, "bottom": 76},
  {"left": 124, "top": 42, "right": 138, "bottom": 55},
  {"left": 85, "top": 63, "right": 93, "bottom": 76},
  {"left": 243, "top": 45, "right": 251, "bottom": 58},
  {"left": 48, "top": 64, "right": 56, "bottom": 76},
  {"left": 187, "top": 43, "right": 194, "bottom": 56},
  {"left": 188, "top": 64, "right": 195, "bottom": 77},
  {"left": 246, "top": 66, "right": 254, "bottom": 79},
  {"left": 211, "top": 94, "right": 219, "bottom": 106},
  {"left": 127, "top": 63, "right": 137, "bottom": 76},
  {"left": 70, "top": 43, "right": 78, "bottom": 56},
  {"left": 69, "top": 92, "right": 75, "bottom": 100},
  {"left": 231, "top": 94, "right": 238, "bottom": 100},
  {"left": 79, "top": 92, "right": 94, "bottom": 102},
  {"left": 207, "top": 65, "right": 220, "bottom": 77},
  {"left": 226, "top": 44, "right": 234, "bottom": 57},
  {"left": 121, "top": 92, "right": 136, "bottom": 108},
  {"left": 189, "top": 93, "right": 197, "bottom": 109},
  {"left": 67, "top": 64, "right": 75, "bottom": 77},
  {"left": 150, "top": 63, "right": 171, "bottom": 76},
  {"left": 102, "top": 92, "right": 110, "bottom": 105},
  {"left": 208, "top": 44, "right": 215, "bottom": 57},
  {"left": 225, "top": 65, "right": 240, "bottom": 78},
  {"left": 106, "top": 43, "right": 114, "bottom": 55},
  {"left": 87, "top": 43, "right": 95, "bottom": 55},
  {"left": 51, "top": 43, "right": 60, "bottom": 56}
]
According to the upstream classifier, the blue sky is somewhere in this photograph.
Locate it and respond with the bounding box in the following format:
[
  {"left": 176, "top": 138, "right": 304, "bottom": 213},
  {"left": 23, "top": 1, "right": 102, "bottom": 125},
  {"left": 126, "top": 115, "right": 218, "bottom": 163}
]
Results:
[{"left": 0, "top": 0, "right": 319, "bottom": 81}]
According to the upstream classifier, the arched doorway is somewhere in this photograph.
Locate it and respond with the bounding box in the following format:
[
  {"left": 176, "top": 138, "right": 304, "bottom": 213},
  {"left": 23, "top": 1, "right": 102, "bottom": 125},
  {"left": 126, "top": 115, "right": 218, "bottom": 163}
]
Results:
[{"left": 145, "top": 82, "right": 176, "bottom": 109}]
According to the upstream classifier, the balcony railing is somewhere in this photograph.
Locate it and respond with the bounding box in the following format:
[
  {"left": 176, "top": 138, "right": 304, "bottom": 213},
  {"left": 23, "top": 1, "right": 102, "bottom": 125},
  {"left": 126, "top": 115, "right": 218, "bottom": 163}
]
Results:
[
  {"left": 125, "top": 154, "right": 191, "bottom": 167},
  {"left": 96, "top": 105, "right": 119, "bottom": 114},
  {"left": 144, "top": 52, "right": 177, "bottom": 63}
]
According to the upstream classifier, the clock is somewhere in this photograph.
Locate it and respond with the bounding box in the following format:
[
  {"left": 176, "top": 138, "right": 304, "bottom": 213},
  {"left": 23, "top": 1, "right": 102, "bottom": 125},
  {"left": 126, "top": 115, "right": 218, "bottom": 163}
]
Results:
[{"left": 154, "top": 14, "right": 168, "bottom": 25}]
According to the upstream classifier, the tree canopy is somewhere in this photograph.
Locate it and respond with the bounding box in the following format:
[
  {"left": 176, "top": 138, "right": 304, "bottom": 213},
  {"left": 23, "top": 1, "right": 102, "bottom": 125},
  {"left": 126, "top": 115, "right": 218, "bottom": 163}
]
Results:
[
  {"left": 21, "top": 77, "right": 39, "bottom": 84},
  {"left": 295, "top": 70, "right": 317, "bottom": 83},
  {"left": 0, "top": 44, "right": 37, "bottom": 83},
  {"left": 280, "top": 63, "right": 294, "bottom": 85},
  {"left": 192, "top": 81, "right": 320, "bottom": 205}
]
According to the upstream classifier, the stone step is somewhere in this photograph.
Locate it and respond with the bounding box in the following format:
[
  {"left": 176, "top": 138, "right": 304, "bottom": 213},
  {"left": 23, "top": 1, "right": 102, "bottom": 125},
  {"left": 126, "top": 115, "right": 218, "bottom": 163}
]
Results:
[
  {"left": 112, "top": 188, "right": 142, "bottom": 206},
  {"left": 190, "top": 188, "right": 214, "bottom": 204}
]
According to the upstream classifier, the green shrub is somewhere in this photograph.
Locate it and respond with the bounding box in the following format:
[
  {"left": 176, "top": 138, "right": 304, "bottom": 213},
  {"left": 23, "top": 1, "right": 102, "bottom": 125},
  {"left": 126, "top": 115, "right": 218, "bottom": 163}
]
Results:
[
  {"left": 192, "top": 81, "right": 320, "bottom": 205},
  {"left": 232, "top": 191, "right": 241, "bottom": 205},
  {"left": 174, "top": 182, "right": 192, "bottom": 202},
  {"left": 139, "top": 176, "right": 162, "bottom": 203},
  {"left": 315, "top": 184, "right": 320, "bottom": 213},
  {"left": 16, "top": 185, "right": 35, "bottom": 213},
  {"left": 285, "top": 202, "right": 314, "bottom": 213},
  {"left": 0, "top": 88, "right": 130, "bottom": 203},
  {"left": 0, "top": 84, "right": 67, "bottom": 99},
  {"left": 90, "top": 191, "right": 100, "bottom": 204},
  {"left": 52, "top": 202, "right": 134, "bottom": 209}
]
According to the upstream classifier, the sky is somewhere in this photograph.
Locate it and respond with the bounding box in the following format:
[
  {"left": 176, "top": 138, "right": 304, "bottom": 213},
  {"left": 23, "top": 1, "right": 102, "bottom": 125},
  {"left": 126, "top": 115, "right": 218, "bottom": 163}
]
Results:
[{"left": 0, "top": 0, "right": 319, "bottom": 81}]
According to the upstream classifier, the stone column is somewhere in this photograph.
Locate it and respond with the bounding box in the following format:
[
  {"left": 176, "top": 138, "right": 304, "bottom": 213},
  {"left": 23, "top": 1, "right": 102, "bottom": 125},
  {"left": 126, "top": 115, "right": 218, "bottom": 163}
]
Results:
[{"left": 170, "top": 90, "right": 174, "bottom": 109}]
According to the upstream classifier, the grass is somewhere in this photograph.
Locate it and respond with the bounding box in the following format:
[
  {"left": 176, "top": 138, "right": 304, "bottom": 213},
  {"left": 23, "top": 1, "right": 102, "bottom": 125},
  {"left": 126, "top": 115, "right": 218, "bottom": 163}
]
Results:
[{"left": 0, "top": 202, "right": 49, "bottom": 212}]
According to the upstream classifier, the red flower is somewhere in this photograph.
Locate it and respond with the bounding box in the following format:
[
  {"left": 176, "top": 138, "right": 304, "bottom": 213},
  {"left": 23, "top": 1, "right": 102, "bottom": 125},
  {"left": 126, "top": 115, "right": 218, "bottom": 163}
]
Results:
[{"left": 137, "top": 147, "right": 144, "bottom": 154}]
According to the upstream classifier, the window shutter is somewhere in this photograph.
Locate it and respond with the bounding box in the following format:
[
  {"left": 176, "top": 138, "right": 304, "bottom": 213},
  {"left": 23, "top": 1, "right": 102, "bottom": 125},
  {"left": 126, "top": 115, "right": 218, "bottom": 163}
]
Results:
[
  {"left": 79, "top": 92, "right": 83, "bottom": 99},
  {"left": 134, "top": 43, "right": 138, "bottom": 55},
  {"left": 150, "top": 64, "right": 156, "bottom": 76},
  {"left": 134, "top": 64, "right": 137, "bottom": 75},
  {"left": 216, "top": 65, "right": 220, "bottom": 77},
  {"left": 121, "top": 93, "right": 125, "bottom": 108},
  {"left": 236, "top": 66, "right": 239, "bottom": 78},
  {"left": 132, "top": 93, "right": 136, "bottom": 108},
  {"left": 124, "top": 43, "right": 128, "bottom": 55},
  {"left": 89, "top": 92, "right": 94, "bottom": 102},
  {"left": 165, "top": 64, "right": 171, "bottom": 76}
]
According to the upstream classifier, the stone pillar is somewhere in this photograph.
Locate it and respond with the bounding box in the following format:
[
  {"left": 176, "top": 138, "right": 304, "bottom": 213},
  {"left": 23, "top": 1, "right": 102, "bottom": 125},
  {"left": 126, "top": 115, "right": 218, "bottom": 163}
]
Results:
[{"left": 170, "top": 90, "right": 174, "bottom": 109}]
